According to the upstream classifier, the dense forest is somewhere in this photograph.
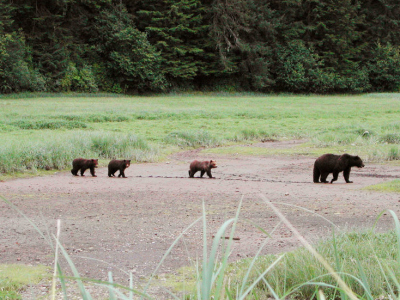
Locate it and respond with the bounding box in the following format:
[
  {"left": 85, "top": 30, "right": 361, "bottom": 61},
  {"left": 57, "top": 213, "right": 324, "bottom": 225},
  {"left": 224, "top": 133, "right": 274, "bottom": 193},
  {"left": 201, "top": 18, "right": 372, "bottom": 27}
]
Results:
[{"left": 0, "top": 0, "right": 400, "bottom": 94}]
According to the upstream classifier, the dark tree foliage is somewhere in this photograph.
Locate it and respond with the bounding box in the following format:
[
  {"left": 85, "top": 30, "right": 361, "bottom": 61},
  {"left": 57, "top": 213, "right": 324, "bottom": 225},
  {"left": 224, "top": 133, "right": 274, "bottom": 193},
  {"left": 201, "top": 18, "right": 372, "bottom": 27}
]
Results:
[
  {"left": 91, "top": 5, "right": 166, "bottom": 92},
  {"left": 1, "top": 0, "right": 400, "bottom": 93},
  {"left": 136, "top": 0, "right": 211, "bottom": 89}
]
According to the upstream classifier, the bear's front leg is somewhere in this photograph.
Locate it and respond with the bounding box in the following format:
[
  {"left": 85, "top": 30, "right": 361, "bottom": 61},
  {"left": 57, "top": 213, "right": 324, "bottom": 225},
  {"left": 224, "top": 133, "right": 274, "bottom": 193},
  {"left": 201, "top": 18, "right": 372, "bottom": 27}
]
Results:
[
  {"left": 343, "top": 168, "right": 352, "bottom": 183},
  {"left": 90, "top": 167, "right": 97, "bottom": 177}
]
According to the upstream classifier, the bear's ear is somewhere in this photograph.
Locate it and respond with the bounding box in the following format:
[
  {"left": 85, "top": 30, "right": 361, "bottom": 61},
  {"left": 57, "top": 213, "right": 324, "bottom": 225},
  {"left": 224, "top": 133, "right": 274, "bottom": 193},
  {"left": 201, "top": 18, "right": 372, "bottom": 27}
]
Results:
[
  {"left": 127, "top": 160, "right": 131, "bottom": 163},
  {"left": 91, "top": 159, "right": 94, "bottom": 162},
  {"left": 210, "top": 160, "right": 214, "bottom": 163}
]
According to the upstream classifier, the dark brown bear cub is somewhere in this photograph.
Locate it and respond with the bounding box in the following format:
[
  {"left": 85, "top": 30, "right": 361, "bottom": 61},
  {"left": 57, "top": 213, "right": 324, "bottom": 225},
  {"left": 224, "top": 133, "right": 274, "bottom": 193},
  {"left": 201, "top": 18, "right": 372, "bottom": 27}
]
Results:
[
  {"left": 188, "top": 160, "right": 217, "bottom": 178},
  {"left": 71, "top": 158, "right": 98, "bottom": 177},
  {"left": 313, "top": 153, "right": 364, "bottom": 184},
  {"left": 108, "top": 160, "right": 131, "bottom": 178}
]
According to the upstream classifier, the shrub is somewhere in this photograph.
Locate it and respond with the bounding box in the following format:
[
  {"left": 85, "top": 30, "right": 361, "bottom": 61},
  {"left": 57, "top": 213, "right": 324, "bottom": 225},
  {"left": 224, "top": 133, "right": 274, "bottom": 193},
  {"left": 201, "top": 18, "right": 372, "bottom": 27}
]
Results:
[
  {"left": 59, "top": 63, "right": 99, "bottom": 92},
  {"left": 0, "top": 32, "right": 46, "bottom": 93}
]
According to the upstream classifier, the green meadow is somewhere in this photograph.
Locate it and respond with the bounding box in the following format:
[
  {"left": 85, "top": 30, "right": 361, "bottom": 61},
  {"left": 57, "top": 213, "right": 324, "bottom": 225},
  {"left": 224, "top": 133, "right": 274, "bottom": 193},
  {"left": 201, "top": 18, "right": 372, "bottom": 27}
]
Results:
[
  {"left": 1, "top": 93, "right": 400, "bottom": 176},
  {"left": 365, "top": 179, "right": 400, "bottom": 193}
]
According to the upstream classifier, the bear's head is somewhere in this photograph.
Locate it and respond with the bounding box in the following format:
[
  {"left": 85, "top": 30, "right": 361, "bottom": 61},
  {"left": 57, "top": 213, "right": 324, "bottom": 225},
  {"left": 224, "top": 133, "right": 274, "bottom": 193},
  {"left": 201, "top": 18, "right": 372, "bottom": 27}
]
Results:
[
  {"left": 352, "top": 155, "right": 365, "bottom": 168},
  {"left": 209, "top": 160, "right": 217, "bottom": 168},
  {"left": 124, "top": 160, "right": 131, "bottom": 168},
  {"left": 91, "top": 159, "right": 99, "bottom": 168}
]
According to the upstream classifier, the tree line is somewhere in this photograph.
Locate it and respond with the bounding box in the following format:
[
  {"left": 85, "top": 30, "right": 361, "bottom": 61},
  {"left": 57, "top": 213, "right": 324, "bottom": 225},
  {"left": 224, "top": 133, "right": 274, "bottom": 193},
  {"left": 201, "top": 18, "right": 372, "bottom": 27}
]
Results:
[{"left": 1, "top": 0, "right": 400, "bottom": 94}]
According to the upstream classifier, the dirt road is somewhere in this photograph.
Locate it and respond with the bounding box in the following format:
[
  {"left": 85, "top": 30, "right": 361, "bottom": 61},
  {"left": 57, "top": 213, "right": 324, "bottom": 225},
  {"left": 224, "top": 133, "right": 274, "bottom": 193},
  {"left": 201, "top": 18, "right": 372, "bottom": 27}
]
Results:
[{"left": 1, "top": 142, "right": 400, "bottom": 298}]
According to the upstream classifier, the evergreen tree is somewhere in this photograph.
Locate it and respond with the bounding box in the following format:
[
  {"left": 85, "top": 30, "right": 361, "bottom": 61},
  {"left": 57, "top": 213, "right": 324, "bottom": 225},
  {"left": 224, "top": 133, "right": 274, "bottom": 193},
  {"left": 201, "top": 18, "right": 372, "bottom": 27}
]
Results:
[
  {"left": 360, "top": 0, "right": 400, "bottom": 46},
  {"left": 0, "top": 0, "right": 15, "bottom": 33},
  {"left": 92, "top": 5, "right": 166, "bottom": 92},
  {"left": 1, "top": 0, "right": 400, "bottom": 93},
  {"left": 137, "top": 0, "right": 208, "bottom": 84}
]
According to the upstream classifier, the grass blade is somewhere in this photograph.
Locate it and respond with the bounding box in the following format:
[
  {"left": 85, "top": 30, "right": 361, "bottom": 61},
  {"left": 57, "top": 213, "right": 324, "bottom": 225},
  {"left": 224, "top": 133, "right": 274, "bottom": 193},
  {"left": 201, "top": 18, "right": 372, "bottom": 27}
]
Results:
[
  {"left": 51, "top": 219, "right": 61, "bottom": 300},
  {"left": 261, "top": 194, "right": 359, "bottom": 300}
]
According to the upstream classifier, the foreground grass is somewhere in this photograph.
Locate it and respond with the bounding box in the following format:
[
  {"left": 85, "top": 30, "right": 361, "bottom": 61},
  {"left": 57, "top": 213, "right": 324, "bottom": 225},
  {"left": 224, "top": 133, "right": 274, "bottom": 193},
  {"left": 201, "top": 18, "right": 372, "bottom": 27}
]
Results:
[
  {"left": 0, "top": 264, "right": 49, "bottom": 299},
  {"left": 365, "top": 179, "right": 400, "bottom": 193},
  {"left": 232, "top": 230, "right": 400, "bottom": 299},
  {"left": 164, "top": 230, "right": 400, "bottom": 299},
  {"left": 1, "top": 93, "right": 400, "bottom": 175}
]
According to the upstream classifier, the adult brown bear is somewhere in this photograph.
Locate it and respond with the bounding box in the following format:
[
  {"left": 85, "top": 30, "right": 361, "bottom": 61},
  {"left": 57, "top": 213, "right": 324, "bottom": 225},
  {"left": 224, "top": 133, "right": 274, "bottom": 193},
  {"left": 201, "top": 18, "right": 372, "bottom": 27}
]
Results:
[
  {"left": 108, "top": 159, "right": 131, "bottom": 178},
  {"left": 71, "top": 158, "right": 98, "bottom": 177},
  {"left": 313, "top": 154, "right": 364, "bottom": 183},
  {"left": 188, "top": 160, "right": 217, "bottom": 178}
]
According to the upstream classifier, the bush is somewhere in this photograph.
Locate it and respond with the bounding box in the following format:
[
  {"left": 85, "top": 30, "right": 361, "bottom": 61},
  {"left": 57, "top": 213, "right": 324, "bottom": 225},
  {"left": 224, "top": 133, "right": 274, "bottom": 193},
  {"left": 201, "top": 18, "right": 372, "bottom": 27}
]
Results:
[
  {"left": 0, "top": 32, "right": 46, "bottom": 93},
  {"left": 59, "top": 63, "right": 99, "bottom": 92}
]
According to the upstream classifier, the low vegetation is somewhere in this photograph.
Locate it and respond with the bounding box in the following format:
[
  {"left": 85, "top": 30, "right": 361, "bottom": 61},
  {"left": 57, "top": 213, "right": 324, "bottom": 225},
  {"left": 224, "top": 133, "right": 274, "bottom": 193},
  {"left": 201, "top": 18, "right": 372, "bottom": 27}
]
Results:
[
  {"left": 1, "top": 93, "right": 400, "bottom": 177},
  {"left": 365, "top": 179, "right": 400, "bottom": 193},
  {"left": 0, "top": 264, "right": 49, "bottom": 299}
]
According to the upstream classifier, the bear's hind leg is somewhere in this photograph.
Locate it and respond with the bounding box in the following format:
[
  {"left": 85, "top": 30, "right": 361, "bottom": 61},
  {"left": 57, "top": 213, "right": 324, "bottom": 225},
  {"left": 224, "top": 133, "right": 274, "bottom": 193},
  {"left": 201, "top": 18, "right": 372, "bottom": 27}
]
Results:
[
  {"left": 313, "top": 167, "right": 320, "bottom": 183},
  {"left": 330, "top": 171, "right": 339, "bottom": 183},
  {"left": 320, "top": 172, "right": 329, "bottom": 183},
  {"left": 118, "top": 169, "right": 127, "bottom": 178},
  {"left": 80, "top": 167, "right": 87, "bottom": 176},
  {"left": 90, "top": 167, "right": 97, "bottom": 177}
]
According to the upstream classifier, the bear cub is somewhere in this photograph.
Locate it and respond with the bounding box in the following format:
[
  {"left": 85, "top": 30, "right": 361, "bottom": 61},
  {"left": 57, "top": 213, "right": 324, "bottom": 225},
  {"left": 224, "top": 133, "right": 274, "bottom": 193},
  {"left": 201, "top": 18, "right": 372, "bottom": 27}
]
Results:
[
  {"left": 71, "top": 158, "right": 98, "bottom": 177},
  {"left": 188, "top": 160, "right": 217, "bottom": 178},
  {"left": 108, "top": 159, "right": 131, "bottom": 178},
  {"left": 313, "top": 153, "right": 364, "bottom": 184}
]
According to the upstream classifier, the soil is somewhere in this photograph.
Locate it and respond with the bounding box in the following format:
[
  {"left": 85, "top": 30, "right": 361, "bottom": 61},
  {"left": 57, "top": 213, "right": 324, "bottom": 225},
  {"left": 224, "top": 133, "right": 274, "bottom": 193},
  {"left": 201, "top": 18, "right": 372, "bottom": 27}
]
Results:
[{"left": 1, "top": 140, "right": 400, "bottom": 299}]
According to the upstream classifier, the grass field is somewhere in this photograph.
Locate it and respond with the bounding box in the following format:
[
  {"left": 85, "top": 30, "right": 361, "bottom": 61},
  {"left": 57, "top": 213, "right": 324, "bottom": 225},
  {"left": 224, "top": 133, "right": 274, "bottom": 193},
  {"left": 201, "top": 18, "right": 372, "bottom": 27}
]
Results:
[
  {"left": 365, "top": 179, "right": 400, "bottom": 193},
  {"left": 1, "top": 93, "right": 400, "bottom": 176}
]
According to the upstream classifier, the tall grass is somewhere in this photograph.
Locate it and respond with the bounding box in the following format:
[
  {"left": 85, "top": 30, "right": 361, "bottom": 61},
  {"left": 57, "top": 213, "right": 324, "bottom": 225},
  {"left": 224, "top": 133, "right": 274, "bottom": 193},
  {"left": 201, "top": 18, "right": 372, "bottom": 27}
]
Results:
[
  {"left": 165, "top": 130, "right": 221, "bottom": 148},
  {"left": 233, "top": 230, "right": 400, "bottom": 299},
  {"left": 232, "top": 129, "right": 278, "bottom": 142},
  {"left": 0, "top": 131, "right": 159, "bottom": 173}
]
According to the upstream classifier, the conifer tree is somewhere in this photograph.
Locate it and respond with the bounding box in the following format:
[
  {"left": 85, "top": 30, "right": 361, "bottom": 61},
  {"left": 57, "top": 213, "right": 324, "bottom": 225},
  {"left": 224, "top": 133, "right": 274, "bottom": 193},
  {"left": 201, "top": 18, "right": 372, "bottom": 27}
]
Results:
[{"left": 137, "top": 0, "right": 208, "bottom": 84}]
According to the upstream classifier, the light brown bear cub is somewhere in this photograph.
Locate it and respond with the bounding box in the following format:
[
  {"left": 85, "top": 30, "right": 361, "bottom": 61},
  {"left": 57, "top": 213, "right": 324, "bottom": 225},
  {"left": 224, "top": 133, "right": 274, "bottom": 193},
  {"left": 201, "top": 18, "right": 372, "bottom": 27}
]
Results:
[{"left": 188, "top": 160, "right": 217, "bottom": 178}]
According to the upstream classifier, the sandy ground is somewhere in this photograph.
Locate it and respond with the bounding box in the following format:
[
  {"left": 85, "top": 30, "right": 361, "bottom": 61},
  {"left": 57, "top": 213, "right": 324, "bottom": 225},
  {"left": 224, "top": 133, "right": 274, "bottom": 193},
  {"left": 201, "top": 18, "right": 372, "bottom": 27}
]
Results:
[{"left": 1, "top": 141, "right": 400, "bottom": 298}]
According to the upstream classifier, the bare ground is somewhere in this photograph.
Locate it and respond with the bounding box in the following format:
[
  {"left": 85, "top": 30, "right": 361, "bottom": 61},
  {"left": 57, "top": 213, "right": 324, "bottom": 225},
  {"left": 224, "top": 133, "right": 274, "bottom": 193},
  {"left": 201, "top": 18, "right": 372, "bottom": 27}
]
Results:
[{"left": 1, "top": 141, "right": 400, "bottom": 298}]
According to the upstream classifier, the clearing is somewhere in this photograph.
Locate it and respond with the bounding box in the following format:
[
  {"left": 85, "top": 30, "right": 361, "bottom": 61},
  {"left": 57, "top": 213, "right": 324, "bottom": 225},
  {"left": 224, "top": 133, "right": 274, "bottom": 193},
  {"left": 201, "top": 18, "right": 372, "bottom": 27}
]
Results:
[{"left": 1, "top": 141, "right": 400, "bottom": 298}]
